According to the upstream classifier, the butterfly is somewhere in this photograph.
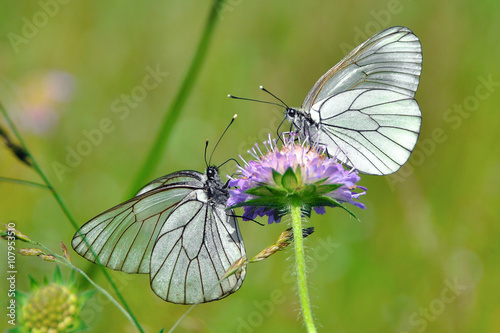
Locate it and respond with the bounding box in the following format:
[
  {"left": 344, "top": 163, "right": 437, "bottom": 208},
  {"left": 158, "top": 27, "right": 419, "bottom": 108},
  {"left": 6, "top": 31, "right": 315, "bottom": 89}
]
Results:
[
  {"left": 72, "top": 166, "right": 246, "bottom": 304},
  {"left": 284, "top": 26, "right": 422, "bottom": 175}
]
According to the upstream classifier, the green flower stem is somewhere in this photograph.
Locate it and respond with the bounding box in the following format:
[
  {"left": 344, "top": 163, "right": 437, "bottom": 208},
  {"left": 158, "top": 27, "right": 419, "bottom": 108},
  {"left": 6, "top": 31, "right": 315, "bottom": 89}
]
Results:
[
  {"left": 290, "top": 204, "right": 317, "bottom": 333},
  {"left": 0, "top": 177, "right": 48, "bottom": 189},
  {"left": 127, "top": 0, "right": 226, "bottom": 197},
  {"left": 1, "top": 103, "right": 78, "bottom": 229},
  {"left": 36, "top": 242, "right": 137, "bottom": 331},
  {"left": 0, "top": 102, "right": 144, "bottom": 333},
  {"left": 168, "top": 305, "right": 196, "bottom": 333}
]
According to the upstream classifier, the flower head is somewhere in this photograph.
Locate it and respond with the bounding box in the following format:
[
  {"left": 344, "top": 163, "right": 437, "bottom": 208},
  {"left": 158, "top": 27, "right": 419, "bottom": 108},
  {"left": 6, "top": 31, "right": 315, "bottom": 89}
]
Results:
[
  {"left": 12, "top": 267, "right": 93, "bottom": 333},
  {"left": 228, "top": 134, "right": 366, "bottom": 223}
]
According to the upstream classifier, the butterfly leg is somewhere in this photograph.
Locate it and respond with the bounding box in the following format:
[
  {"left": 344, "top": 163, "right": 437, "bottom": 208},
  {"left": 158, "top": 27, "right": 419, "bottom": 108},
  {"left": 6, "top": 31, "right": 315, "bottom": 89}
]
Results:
[{"left": 275, "top": 116, "right": 289, "bottom": 144}]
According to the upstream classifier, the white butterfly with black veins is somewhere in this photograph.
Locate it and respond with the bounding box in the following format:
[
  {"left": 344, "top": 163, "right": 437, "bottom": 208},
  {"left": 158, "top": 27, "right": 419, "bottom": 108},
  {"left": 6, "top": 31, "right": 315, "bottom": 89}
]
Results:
[
  {"left": 72, "top": 166, "right": 245, "bottom": 304},
  {"left": 285, "top": 26, "right": 422, "bottom": 175}
]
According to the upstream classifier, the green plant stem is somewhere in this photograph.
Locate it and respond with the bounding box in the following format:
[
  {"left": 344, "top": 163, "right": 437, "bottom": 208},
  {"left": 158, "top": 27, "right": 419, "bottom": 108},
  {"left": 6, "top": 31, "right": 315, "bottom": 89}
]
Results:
[
  {"left": 290, "top": 204, "right": 317, "bottom": 333},
  {"left": 127, "top": 0, "right": 226, "bottom": 197},
  {"left": 168, "top": 305, "right": 197, "bottom": 333},
  {"left": 0, "top": 102, "right": 144, "bottom": 333},
  {"left": 0, "top": 177, "right": 48, "bottom": 189},
  {"left": 1, "top": 103, "right": 78, "bottom": 229},
  {"left": 35, "top": 242, "right": 137, "bottom": 330}
]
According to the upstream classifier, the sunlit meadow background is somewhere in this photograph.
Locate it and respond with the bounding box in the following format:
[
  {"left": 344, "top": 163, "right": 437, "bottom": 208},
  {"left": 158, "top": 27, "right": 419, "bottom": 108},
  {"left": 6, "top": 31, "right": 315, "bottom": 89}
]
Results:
[{"left": 1, "top": 1, "right": 500, "bottom": 332}]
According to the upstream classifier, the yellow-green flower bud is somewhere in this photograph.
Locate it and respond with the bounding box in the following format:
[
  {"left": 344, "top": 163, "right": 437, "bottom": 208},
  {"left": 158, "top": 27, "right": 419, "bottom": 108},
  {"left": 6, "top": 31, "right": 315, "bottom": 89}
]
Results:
[{"left": 21, "top": 283, "right": 80, "bottom": 333}]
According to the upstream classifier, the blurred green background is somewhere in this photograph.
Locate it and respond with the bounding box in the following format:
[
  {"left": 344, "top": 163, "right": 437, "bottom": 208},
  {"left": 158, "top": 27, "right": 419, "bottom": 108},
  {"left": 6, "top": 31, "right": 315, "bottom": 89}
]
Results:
[{"left": 1, "top": 0, "right": 499, "bottom": 332}]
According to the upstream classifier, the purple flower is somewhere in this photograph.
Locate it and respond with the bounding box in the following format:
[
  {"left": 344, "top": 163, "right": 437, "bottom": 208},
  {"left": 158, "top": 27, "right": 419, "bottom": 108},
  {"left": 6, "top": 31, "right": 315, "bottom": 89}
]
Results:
[{"left": 228, "top": 134, "right": 366, "bottom": 223}]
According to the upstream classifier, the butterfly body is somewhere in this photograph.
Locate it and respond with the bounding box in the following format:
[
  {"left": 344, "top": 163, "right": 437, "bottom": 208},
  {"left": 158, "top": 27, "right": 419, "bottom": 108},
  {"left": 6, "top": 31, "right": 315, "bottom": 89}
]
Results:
[{"left": 204, "top": 166, "right": 230, "bottom": 206}]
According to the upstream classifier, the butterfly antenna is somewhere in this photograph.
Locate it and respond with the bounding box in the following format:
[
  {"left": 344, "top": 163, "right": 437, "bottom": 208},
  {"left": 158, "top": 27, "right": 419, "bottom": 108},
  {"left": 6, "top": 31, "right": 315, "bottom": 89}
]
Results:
[
  {"left": 218, "top": 158, "right": 240, "bottom": 170},
  {"left": 259, "top": 85, "right": 290, "bottom": 109},
  {"left": 227, "top": 94, "right": 285, "bottom": 109},
  {"left": 208, "top": 114, "right": 237, "bottom": 165},
  {"left": 204, "top": 139, "right": 210, "bottom": 168}
]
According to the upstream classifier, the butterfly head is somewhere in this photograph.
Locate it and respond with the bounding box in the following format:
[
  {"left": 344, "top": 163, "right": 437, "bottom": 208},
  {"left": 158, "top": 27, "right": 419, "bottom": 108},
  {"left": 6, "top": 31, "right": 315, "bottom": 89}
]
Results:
[
  {"left": 285, "top": 107, "right": 316, "bottom": 135},
  {"left": 285, "top": 106, "right": 301, "bottom": 121},
  {"left": 285, "top": 107, "right": 296, "bottom": 118},
  {"left": 206, "top": 165, "right": 220, "bottom": 181}
]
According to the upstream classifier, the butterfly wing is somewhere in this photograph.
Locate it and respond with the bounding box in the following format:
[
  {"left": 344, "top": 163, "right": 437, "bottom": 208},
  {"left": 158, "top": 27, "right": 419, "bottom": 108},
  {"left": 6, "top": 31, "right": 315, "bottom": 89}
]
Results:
[
  {"left": 309, "top": 88, "right": 421, "bottom": 175},
  {"left": 150, "top": 190, "right": 246, "bottom": 304},
  {"left": 302, "top": 26, "right": 422, "bottom": 111},
  {"left": 71, "top": 171, "right": 203, "bottom": 274},
  {"left": 134, "top": 170, "right": 204, "bottom": 196}
]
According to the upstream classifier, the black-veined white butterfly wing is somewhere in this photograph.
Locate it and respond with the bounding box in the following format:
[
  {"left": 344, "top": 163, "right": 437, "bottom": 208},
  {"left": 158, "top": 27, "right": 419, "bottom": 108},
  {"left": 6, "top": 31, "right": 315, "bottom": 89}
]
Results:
[
  {"left": 73, "top": 165, "right": 245, "bottom": 304},
  {"left": 71, "top": 171, "right": 203, "bottom": 273},
  {"left": 302, "top": 26, "right": 422, "bottom": 111},
  {"left": 291, "top": 26, "right": 422, "bottom": 175},
  {"left": 309, "top": 88, "right": 421, "bottom": 175},
  {"left": 150, "top": 178, "right": 246, "bottom": 304},
  {"left": 134, "top": 171, "right": 205, "bottom": 196}
]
